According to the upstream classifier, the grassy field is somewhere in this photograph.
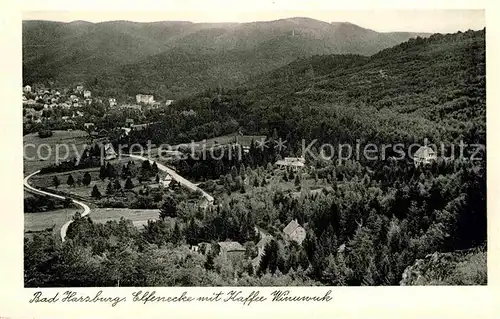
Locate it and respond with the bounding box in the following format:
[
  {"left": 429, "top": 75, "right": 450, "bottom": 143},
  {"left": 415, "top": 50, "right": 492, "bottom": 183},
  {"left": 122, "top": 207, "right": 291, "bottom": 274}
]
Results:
[
  {"left": 25, "top": 207, "right": 159, "bottom": 235},
  {"left": 29, "top": 156, "right": 162, "bottom": 200},
  {"left": 24, "top": 208, "right": 78, "bottom": 233},
  {"left": 31, "top": 170, "right": 147, "bottom": 200},
  {"left": 23, "top": 130, "right": 89, "bottom": 174}
]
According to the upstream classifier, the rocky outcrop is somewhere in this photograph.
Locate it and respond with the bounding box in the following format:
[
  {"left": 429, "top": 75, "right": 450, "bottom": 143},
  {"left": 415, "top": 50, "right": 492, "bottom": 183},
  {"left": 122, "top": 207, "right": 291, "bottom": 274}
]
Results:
[{"left": 400, "top": 248, "right": 486, "bottom": 285}]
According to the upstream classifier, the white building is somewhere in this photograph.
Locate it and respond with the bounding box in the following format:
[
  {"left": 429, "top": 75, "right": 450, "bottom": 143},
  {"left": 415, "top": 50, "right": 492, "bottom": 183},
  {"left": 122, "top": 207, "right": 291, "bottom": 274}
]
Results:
[
  {"left": 283, "top": 219, "right": 306, "bottom": 245},
  {"left": 23, "top": 85, "right": 31, "bottom": 93},
  {"left": 83, "top": 90, "right": 91, "bottom": 98},
  {"left": 162, "top": 174, "right": 172, "bottom": 187},
  {"left": 136, "top": 94, "right": 155, "bottom": 105},
  {"left": 413, "top": 146, "right": 437, "bottom": 167},
  {"left": 275, "top": 157, "right": 306, "bottom": 171}
]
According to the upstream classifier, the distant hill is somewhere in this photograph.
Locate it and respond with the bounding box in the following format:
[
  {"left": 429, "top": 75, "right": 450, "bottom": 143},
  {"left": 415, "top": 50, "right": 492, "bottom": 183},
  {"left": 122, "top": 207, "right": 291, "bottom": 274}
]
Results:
[
  {"left": 157, "top": 29, "right": 485, "bottom": 148},
  {"left": 23, "top": 17, "right": 429, "bottom": 98},
  {"left": 253, "top": 29, "right": 485, "bottom": 124}
]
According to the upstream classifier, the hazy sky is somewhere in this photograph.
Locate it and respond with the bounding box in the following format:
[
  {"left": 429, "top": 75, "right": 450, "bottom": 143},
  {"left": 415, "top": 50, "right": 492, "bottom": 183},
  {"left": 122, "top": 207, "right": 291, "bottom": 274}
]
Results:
[{"left": 23, "top": 9, "right": 485, "bottom": 33}]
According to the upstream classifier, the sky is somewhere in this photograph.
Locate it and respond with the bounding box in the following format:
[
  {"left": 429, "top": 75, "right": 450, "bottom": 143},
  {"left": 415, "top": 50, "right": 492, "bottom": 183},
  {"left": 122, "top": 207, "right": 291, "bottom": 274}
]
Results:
[{"left": 22, "top": 8, "right": 485, "bottom": 33}]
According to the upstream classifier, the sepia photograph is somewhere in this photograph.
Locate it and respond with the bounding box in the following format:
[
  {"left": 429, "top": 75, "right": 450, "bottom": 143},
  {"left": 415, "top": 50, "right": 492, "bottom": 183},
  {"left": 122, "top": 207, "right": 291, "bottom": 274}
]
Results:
[{"left": 22, "top": 8, "right": 486, "bottom": 288}]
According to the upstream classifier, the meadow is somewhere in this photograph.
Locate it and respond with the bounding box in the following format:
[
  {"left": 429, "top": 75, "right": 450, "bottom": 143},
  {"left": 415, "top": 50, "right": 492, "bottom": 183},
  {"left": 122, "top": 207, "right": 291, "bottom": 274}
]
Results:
[{"left": 23, "top": 130, "right": 89, "bottom": 173}]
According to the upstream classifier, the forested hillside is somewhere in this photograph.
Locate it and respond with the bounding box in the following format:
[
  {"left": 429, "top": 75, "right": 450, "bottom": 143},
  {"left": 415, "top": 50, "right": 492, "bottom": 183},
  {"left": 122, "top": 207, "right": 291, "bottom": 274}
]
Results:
[
  {"left": 23, "top": 17, "right": 428, "bottom": 98},
  {"left": 135, "top": 29, "right": 485, "bottom": 150}
]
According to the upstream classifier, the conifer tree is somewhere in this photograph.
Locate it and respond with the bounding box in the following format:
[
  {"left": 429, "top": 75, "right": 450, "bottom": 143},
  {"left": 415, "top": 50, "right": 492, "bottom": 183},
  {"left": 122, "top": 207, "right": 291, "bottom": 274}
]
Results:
[
  {"left": 82, "top": 172, "right": 91, "bottom": 186},
  {"left": 66, "top": 174, "right": 74, "bottom": 187},
  {"left": 125, "top": 177, "right": 134, "bottom": 189},
  {"left": 52, "top": 176, "right": 60, "bottom": 189},
  {"left": 91, "top": 185, "right": 101, "bottom": 199},
  {"left": 99, "top": 165, "right": 107, "bottom": 180}
]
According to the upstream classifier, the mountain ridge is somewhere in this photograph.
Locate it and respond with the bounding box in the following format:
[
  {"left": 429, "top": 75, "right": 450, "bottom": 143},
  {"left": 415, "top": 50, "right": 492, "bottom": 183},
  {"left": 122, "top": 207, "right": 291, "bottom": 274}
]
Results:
[{"left": 23, "top": 17, "right": 432, "bottom": 97}]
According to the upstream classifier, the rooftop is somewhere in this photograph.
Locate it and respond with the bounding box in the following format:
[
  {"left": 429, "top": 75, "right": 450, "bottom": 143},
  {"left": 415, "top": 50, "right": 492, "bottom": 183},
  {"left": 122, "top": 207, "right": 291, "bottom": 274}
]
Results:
[{"left": 283, "top": 219, "right": 301, "bottom": 236}]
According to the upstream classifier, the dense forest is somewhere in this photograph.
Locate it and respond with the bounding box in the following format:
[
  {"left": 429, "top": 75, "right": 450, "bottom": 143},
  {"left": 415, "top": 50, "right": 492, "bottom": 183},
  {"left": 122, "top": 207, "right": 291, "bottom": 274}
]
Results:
[{"left": 24, "top": 29, "right": 486, "bottom": 286}]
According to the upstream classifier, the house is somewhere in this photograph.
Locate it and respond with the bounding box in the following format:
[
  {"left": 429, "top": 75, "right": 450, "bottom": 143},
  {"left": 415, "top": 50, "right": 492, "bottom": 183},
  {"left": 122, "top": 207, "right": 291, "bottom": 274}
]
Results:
[
  {"left": 23, "top": 85, "right": 31, "bottom": 93},
  {"left": 162, "top": 174, "right": 172, "bottom": 187},
  {"left": 165, "top": 100, "right": 174, "bottom": 106},
  {"left": 23, "top": 99, "right": 36, "bottom": 106},
  {"left": 76, "top": 111, "right": 84, "bottom": 117},
  {"left": 61, "top": 116, "right": 70, "bottom": 121},
  {"left": 283, "top": 219, "right": 306, "bottom": 245},
  {"left": 199, "top": 196, "right": 214, "bottom": 210},
  {"left": 131, "top": 123, "right": 149, "bottom": 131},
  {"left": 125, "top": 118, "right": 134, "bottom": 127},
  {"left": 180, "top": 109, "right": 197, "bottom": 117},
  {"left": 149, "top": 102, "right": 162, "bottom": 109},
  {"left": 190, "top": 245, "right": 200, "bottom": 253},
  {"left": 218, "top": 241, "right": 246, "bottom": 259},
  {"left": 136, "top": 94, "right": 155, "bottom": 105},
  {"left": 413, "top": 146, "right": 437, "bottom": 167},
  {"left": 109, "top": 98, "right": 117, "bottom": 107},
  {"left": 75, "top": 85, "right": 84, "bottom": 93},
  {"left": 83, "top": 90, "right": 91, "bottom": 98},
  {"left": 98, "top": 129, "right": 108, "bottom": 137},
  {"left": 103, "top": 143, "right": 117, "bottom": 160},
  {"left": 275, "top": 157, "right": 306, "bottom": 171},
  {"left": 120, "top": 127, "right": 132, "bottom": 136},
  {"left": 84, "top": 122, "right": 95, "bottom": 129}
]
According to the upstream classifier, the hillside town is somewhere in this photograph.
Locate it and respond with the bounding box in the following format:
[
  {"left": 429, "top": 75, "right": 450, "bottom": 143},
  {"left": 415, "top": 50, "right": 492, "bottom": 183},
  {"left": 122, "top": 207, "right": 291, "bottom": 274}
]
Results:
[{"left": 23, "top": 83, "right": 174, "bottom": 135}]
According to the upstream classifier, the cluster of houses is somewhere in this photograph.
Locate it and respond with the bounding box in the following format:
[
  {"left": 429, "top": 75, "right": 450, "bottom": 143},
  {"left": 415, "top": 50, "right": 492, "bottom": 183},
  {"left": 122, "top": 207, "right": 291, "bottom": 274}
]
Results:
[
  {"left": 22, "top": 84, "right": 97, "bottom": 125},
  {"left": 23, "top": 85, "right": 175, "bottom": 126}
]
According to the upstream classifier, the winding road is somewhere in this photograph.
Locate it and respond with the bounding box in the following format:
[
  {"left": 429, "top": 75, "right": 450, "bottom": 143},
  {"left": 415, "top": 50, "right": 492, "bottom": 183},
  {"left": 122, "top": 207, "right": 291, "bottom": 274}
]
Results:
[
  {"left": 128, "top": 154, "right": 214, "bottom": 202},
  {"left": 23, "top": 170, "right": 90, "bottom": 242},
  {"left": 24, "top": 156, "right": 213, "bottom": 242}
]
